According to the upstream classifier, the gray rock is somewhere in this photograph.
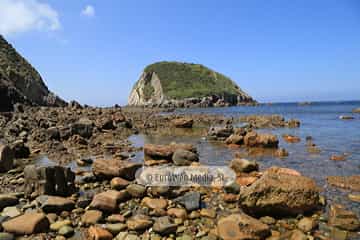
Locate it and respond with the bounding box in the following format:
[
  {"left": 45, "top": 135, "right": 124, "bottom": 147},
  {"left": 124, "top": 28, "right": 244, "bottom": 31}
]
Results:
[
  {"left": 172, "top": 149, "right": 199, "bottom": 166},
  {"left": 153, "top": 216, "right": 177, "bottom": 236},
  {"left": 71, "top": 118, "right": 94, "bottom": 138},
  {"left": 174, "top": 192, "right": 201, "bottom": 211}
]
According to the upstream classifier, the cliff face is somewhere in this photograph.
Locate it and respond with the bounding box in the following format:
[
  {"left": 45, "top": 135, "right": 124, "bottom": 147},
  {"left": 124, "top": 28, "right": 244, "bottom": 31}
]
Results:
[
  {"left": 128, "top": 61, "right": 254, "bottom": 107},
  {"left": 0, "top": 35, "right": 66, "bottom": 111}
]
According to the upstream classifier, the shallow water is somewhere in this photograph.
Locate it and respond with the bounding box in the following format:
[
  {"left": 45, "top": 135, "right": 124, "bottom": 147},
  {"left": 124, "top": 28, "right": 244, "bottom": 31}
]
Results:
[{"left": 129, "top": 101, "right": 360, "bottom": 215}]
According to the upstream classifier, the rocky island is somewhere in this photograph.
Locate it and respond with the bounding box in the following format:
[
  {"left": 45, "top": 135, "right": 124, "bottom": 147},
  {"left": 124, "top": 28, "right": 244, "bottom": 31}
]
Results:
[
  {"left": 128, "top": 61, "right": 255, "bottom": 108},
  {"left": 0, "top": 35, "right": 359, "bottom": 240}
]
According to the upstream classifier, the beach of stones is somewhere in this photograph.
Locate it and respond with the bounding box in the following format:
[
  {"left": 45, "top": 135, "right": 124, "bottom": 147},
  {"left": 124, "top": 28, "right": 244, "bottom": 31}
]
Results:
[{"left": 0, "top": 103, "right": 359, "bottom": 240}]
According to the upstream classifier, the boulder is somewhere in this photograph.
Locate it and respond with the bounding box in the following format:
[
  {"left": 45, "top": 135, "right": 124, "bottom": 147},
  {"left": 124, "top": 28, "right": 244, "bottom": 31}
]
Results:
[
  {"left": 328, "top": 204, "right": 360, "bottom": 231},
  {"left": 37, "top": 195, "right": 75, "bottom": 213},
  {"left": 110, "top": 177, "right": 130, "bottom": 190},
  {"left": 172, "top": 118, "right": 193, "bottom": 128},
  {"left": 126, "top": 184, "right": 146, "bottom": 198},
  {"left": 126, "top": 214, "right": 153, "bottom": 231},
  {"left": 144, "top": 143, "right": 196, "bottom": 161},
  {"left": 71, "top": 118, "right": 94, "bottom": 138},
  {"left": 282, "top": 134, "right": 301, "bottom": 143},
  {"left": 81, "top": 210, "right": 103, "bottom": 226},
  {"left": 152, "top": 216, "right": 177, "bottom": 236},
  {"left": 225, "top": 134, "right": 244, "bottom": 145},
  {"left": 24, "top": 165, "right": 75, "bottom": 197},
  {"left": 88, "top": 226, "right": 113, "bottom": 240},
  {"left": 230, "top": 158, "right": 259, "bottom": 173},
  {"left": 217, "top": 213, "right": 270, "bottom": 240},
  {"left": 208, "top": 125, "right": 234, "bottom": 139},
  {"left": 92, "top": 159, "right": 141, "bottom": 180},
  {"left": 244, "top": 131, "right": 279, "bottom": 148},
  {"left": 0, "top": 144, "right": 14, "bottom": 172},
  {"left": 90, "top": 190, "right": 129, "bottom": 212},
  {"left": 239, "top": 171, "right": 320, "bottom": 216},
  {"left": 352, "top": 107, "right": 360, "bottom": 113},
  {"left": 172, "top": 149, "right": 199, "bottom": 166},
  {"left": 173, "top": 192, "right": 201, "bottom": 211},
  {"left": 142, "top": 197, "right": 168, "bottom": 210},
  {"left": 2, "top": 213, "right": 49, "bottom": 235}
]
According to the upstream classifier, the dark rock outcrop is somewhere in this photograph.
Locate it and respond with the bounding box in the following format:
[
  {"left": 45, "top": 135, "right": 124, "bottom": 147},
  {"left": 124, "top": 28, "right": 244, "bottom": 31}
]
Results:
[{"left": 0, "top": 35, "right": 65, "bottom": 111}]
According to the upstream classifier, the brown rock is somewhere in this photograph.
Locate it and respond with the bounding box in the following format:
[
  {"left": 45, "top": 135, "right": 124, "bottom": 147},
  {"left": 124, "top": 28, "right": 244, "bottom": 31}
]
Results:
[
  {"left": 225, "top": 134, "right": 244, "bottom": 145},
  {"left": 144, "top": 143, "right": 196, "bottom": 160},
  {"left": 223, "top": 193, "right": 239, "bottom": 203},
  {"left": 142, "top": 197, "right": 168, "bottom": 209},
  {"left": 330, "top": 154, "right": 346, "bottom": 161},
  {"left": 106, "top": 214, "right": 125, "bottom": 223},
  {"left": 127, "top": 214, "right": 153, "bottom": 231},
  {"left": 92, "top": 159, "right": 141, "bottom": 180},
  {"left": 81, "top": 210, "right": 103, "bottom": 225},
  {"left": 275, "top": 148, "right": 289, "bottom": 157},
  {"left": 244, "top": 131, "right": 279, "bottom": 148},
  {"left": 88, "top": 226, "right": 113, "bottom": 240},
  {"left": 236, "top": 176, "right": 258, "bottom": 186},
  {"left": 172, "top": 118, "right": 193, "bottom": 128},
  {"left": 239, "top": 171, "right": 320, "bottom": 216},
  {"left": 90, "top": 190, "right": 129, "bottom": 212},
  {"left": 329, "top": 204, "right": 360, "bottom": 231},
  {"left": 2, "top": 213, "right": 49, "bottom": 235},
  {"left": 282, "top": 134, "right": 301, "bottom": 143},
  {"left": 327, "top": 175, "right": 360, "bottom": 191},
  {"left": 167, "top": 208, "right": 187, "bottom": 220},
  {"left": 266, "top": 166, "right": 301, "bottom": 176},
  {"left": 39, "top": 196, "right": 75, "bottom": 213},
  {"left": 217, "top": 213, "right": 270, "bottom": 240},
  {"left": 230, "top": 158, "right": 259, "bottom": 173},
  {"left": 110, "top": 177, "right": 130, "bottom": 190}
]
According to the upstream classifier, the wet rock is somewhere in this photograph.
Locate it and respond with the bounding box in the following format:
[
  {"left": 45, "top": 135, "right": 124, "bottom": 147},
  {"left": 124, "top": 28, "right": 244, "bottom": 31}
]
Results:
[
  {"left": 225, "top": 134, "right": 244, "bottom": 145},
  {"left": 172, "top": 149, "right": 199, "bottom": 166},
  {"left": 144, "top": 144, "right": 174, "bottom": 160},
  {"left": 0, "top": 144, "right": 14, "bottom": 173},
  {"left": 174, "top": 191, "right": 200, "bottom": 211},
  {"left": 153, "top": 216, "right": 177, "bottom": 235},
  {"left": 230, "top": 158, "right": 259, "bottom": 173},
  {"left": 142, "top": 197, "right": 168, "bottom": 209},
  {"left": 282, "top": 134, "right": 301, "bottom": 143},
  {"left": 93, "top": 159, "right": 141, "bottom": 180},
  {"left": 339, "top": 115, "right": 354, "bottom": 120},
  {"left": 0, "top": 194, "right": 18, "bottom": 210},
  {"left": 2, "top": 213, "right": 49, "bottom": 235},
  {"left": 81, "top": 210, "right": 103, "bottom": 225},
  {"left": 71, "top": 117, "right": 94, "bottom": 138},
  {"left": 244, "top": 131, "right": 279, "bottom": 148},
  {"left": 127, "top": 214, "right": 153, "bottom": 231},
  {"left": 37, "top": 195, "right": 75, "bottom": 213},
  {"left": 327, "top": 175, "right": 360, "bottom": 191},
  {"left": 172, "top": 118, "right": 193, "bottom": 128},
  {"left": 297, "top": 217, "right": 317, "bottom": 232},
  {"left": 287, "top": 119, "right": 301, "bottom": 128},
  {"left": 24, "top": 165, "right": 75, "bottom": 197},
  {"left": 239, "top": 171, "right": 320, "bottom": 216},
  {"left": 88, "top": 226, "right": 113, "bottom": 240},
  {"left": 126, "top": 184, "right": 146, "bottom": 198},
  {"left": 266, "top": 166, "right": 301, "bottom": 176},
  {"left": 90, "top": 190, "right": 129, "bottom": 212},
  {"left": 328, "top": 204, "right": 360, "bottom": 231},
  {"left": 217, "top": 213, "right": 270, "bottom": 240},
  {"left": 208, "top": 125, "right": 234, "bottom": 139},
  {"left": 111, "top": 177, "right": 130, "bottom": 190},
  {"left": 275, "top": 148, "right": 289, "bottom": 157}
]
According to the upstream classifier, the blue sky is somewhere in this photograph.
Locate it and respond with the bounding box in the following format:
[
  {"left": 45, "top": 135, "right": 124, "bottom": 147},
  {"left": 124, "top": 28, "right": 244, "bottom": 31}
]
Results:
[{"left": 1, "top": 0, "right": 359, "bottom": 106}]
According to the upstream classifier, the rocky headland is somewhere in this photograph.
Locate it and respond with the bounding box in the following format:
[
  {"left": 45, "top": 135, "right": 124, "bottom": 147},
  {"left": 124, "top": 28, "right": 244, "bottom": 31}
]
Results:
[{"left": 128, "top": 61, "right": 255, "bottom": 108}]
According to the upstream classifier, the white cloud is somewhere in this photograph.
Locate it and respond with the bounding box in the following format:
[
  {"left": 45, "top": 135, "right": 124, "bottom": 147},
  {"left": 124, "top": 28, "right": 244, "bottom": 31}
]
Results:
[
  {"left": 81, "top": 5, "right": 95, "bottom": 17},
  {"left": 0, "top": 0, "right": 60, "bottom": 36}
]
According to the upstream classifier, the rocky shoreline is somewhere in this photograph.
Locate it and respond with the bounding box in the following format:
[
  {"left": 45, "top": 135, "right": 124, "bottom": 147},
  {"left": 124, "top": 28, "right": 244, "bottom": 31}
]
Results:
[{"left": 0, "top": 104, "right": 359, "bottom": 240}]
